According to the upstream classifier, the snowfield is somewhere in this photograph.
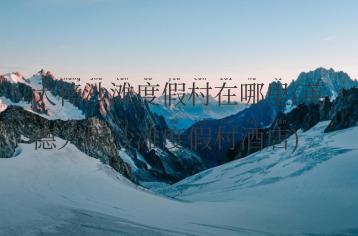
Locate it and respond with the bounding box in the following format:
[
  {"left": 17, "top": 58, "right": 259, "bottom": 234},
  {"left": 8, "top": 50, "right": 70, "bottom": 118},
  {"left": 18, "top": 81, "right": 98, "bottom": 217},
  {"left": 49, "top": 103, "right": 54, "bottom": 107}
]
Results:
[
  {"left": 0, "top": 139, "right": 265, "bottom": 236},
  {"left": 162, "top": 121, "right": 358, "bottom": 234},
  {"left": 0, "top": 122, "right": 358, "bottom": 235}
]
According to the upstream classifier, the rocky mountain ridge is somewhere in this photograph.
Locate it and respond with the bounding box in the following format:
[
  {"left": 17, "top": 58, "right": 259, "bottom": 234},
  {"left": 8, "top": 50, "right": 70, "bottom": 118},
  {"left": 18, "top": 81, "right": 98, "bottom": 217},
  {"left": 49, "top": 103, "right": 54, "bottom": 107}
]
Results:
[
  {"left": 0, "top": 70, "right": 205, "bottom": 184},
  {"left": 179, "top": 68, "right": 358, "bottom": 166},
  {"left": 226, "top": 87, "right": 358, "bottom": 162},
  {"left": 0, "top": 106, "right": 134, "bottom": 181}
]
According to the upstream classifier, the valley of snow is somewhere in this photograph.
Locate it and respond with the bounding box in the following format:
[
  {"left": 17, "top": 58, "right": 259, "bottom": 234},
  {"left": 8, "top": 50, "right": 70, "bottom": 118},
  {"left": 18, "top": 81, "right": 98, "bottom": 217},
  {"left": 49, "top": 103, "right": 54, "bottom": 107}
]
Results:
[
  {"left": 1, "top": 121, "right": 358, "bottom": 235},
  {"left": 1, "top": 138, "right": 256, "bottom": 236}
]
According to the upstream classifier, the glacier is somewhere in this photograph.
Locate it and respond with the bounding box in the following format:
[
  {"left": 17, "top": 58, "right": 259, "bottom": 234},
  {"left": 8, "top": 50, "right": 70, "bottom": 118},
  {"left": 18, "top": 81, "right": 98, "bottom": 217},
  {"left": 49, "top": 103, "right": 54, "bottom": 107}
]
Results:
[{"left": 1, "top": 121, "right": 358, "bottom": 235}]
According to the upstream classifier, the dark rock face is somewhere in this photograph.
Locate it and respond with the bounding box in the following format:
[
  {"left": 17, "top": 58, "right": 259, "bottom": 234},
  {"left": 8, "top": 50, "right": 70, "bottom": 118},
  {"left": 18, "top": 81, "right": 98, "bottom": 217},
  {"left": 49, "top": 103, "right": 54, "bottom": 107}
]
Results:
[
  {"left": 41, "top": 74, "right": 169, "bottom": 153},
  {"left": 325, "top": 88, "right": 358, "bottom": 132},
  {"left": 40, "top": 75, "right": 205, "bottom": 183},
  {"left": 2, "top": 68, "right": 356, "bottom": 184},
  {"left": 223, "top": 102, "right": 325, "bottom": 162},
  {"left": 0, "top": 73, "right": 205, "bottom": 184},
  {"left": 287, "top": 67, "right": 357, "bottom": 105},
  {"left": 284, "top": 103, "right": 322, "bottom": 132},
  {"left": 224, "top": 99, "right": 334, "bottom": 162},
  {"left": 180, "top": 67, "right": 358, "bottom": 167},
  {"left": 180, "top": 98, "right": 279, "bottom": 167},
  {"left": 319, "top": 97, "right": 333, "bottom": 121},
  {"left": 0, "top": 106, "right": 133, "bottom": 181},
  {"left": 0, "top": 78, "right": 33, "bottom": 103},
  {"left": 0, "top": 74, "right": 50, "bottom": 115},
  {"left": 0, "top": 121, "right": 18, "bottom": 159},
  {"left": 140, "top": 147, "right": 205, "bottom": 183},
  {"left": 226, "top": 88, "right": 358, "bottom": 162}
]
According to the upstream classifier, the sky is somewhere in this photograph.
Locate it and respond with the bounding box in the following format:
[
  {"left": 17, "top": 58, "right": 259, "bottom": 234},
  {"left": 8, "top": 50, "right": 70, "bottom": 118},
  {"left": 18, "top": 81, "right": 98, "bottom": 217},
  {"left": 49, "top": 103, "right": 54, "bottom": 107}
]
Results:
[{"left": 1, "top": 0, "right": 358, "bottom": 91}]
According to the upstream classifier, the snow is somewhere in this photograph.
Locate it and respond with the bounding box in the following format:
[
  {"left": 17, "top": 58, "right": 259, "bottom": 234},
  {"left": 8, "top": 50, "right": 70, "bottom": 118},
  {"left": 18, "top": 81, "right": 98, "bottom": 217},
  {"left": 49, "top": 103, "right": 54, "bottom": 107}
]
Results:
[
  {"left": 0, "top": 72, "right": 85, "bottom": 120},
  {"left": 284, "top": 99, "right": 296, "bottom": 113},
  {"left": 0, "top": 138, "right": 260, "bottom": 235},
  {"left": 118, "top": 149, "right": 138, "bottom": 170},
  {"left": 160, "top": 121, "right": 358, "bottom": 234},
  {"left": 0, "top": 99, "right": 8, "bottom": 112},
  {"left": 1, "top": 123, "right": 358, "bottom": 235},
  {"left": 2, "top": 72, "right": 26, "bottom": 84},
  {"left": 136, "top": 150, "right": 152, "bottom": 169},
  {"left": 0, "top": 95, "right": 84, "bottom": 121},
  {"left": 27, "top": 73, "right": 85, "bottom": 120},
  {"left": 26, "top": 73, "right": 43, "bottom": 90},
  {"left": 2, "top": 69, "right": 358, "bottom": 235},
  {"left": 330, "top": 90, "right": 338, "bottom": 101},
  {"left": 0, "top": 96, "right": 33, "bottom": 112},
  {"left": 36, "top": 92, "right": 85, "bottom": 120}
]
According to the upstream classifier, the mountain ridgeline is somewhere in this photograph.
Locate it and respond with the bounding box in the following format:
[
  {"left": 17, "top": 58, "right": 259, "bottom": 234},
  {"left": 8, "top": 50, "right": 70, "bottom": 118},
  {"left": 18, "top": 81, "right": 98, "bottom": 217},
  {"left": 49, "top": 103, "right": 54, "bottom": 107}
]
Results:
[
  {"left": 179, "top": 68, "right": 358, "bottom": 167},
  {"left": 0, "top": 70, "right": 205, "bottom": 184},
  {"left": 0, "top": 67, "right": 357, "bottom": 186}
]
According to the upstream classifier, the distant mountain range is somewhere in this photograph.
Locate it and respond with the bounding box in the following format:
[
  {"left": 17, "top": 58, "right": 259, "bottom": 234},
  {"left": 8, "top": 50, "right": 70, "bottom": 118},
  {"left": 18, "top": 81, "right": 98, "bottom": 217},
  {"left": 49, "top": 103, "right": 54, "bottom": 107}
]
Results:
[
  {"left": 1, "top": 68, "right": 358, "bottom": 235},
  {"left": 149, "top": 94, "right": 246, "bottom": 130},
  {"left": 179, "top": 68, "right": 358, "bottom": 167},
  {"left": 1, "top": 67, "right": 358, "bottom": 235},
  {"left": 0, "top": 67, "right": 357, "bottom": 186}
]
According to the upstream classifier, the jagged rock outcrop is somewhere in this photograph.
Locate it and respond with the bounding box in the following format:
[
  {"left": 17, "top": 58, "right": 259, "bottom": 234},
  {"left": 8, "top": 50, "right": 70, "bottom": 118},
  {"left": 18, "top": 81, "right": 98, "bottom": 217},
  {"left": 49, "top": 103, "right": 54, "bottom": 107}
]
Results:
[
  {"left": 138, "top": 146, "right": 205, "bottom": 183},
  {"left": 181, "top": 68, "right": 358, "bottom": 166},
  {"left": 41, "top": 74, "right": 168, "bottom": 150},
  {"left": 0, "top": 120, "right": 18, "bottom": 159},
  {"left": 0, "top": 71, "right": 205, "bottom": 184},
  {"left": 180, "top": 98, "right": 279, "bottom": 167},
  {"left": 325, "top": 88, "right": 358, "bottom": 132},
  {"left": 226, "top": 88, "right": 358, "bottom": 162},
  {"left": 0, "top": 76, "right": 33, "bottom": 103},
  {"left": 41, "top": 74, "right": 206, "bottom": 183},
  {"left": 0, "top": 106, "right": 134, "bottom": 181},
  {"left": 0, "top": 73, "right": 49, "bottom": 115},
  {"left": 287, "top": 67, "right": 358, "bottom": 105},
  {"left": 224, "top": 102, "right": 323, "bottom": 162}
]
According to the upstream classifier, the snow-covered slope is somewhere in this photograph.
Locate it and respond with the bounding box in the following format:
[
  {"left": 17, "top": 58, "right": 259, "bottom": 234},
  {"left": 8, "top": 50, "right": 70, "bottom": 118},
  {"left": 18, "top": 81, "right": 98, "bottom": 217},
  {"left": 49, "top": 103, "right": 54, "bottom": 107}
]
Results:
[
  {"left": 2, "top": 72, "right": 27, "bottom": 84},
  {"left": 0, "top": 99, "right": 7, "bottom": 112},
  {"left": 161, "top": 121, "right": 358, "bottom": 234},
  {"left": 0, "top": 138, "right": 263, "bottom": 236},
  {"left": 0, "top": 72, "right": 85, "bottom": 120},
  {"left": 28, "top": 74, "right": 85, "bottom": 120},
  {"left": 1, "top": 122, "right": 358, "bottom": 235}
]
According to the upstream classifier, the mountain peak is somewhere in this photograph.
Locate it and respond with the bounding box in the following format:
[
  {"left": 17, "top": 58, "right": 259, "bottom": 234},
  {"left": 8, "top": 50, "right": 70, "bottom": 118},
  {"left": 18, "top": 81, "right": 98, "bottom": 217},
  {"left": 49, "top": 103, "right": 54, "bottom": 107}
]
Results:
[
  {"left": 288, "top": 67, "right": 357, "bottom": 105},
  {"left": 1, "top": 72, "right": 27, "bottom": 84}
]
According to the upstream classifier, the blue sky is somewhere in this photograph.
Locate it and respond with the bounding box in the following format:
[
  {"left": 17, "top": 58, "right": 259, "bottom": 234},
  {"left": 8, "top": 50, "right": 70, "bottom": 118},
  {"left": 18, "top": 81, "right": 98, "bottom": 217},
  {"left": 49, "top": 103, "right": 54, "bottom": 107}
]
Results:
[{"left": 1, "top": 0, "right": 358, "bottom": 88}]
